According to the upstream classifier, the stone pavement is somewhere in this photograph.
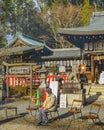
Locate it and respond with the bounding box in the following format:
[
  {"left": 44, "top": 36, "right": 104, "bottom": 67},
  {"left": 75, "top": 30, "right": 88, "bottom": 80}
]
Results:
[{"left": 0, "top": 99, "right": 104, "bottom": 130}]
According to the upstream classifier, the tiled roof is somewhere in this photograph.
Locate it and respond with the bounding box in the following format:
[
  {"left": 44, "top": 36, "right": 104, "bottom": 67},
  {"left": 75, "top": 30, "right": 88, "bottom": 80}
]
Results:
[
  {"left": 0, "top": 32, "right": 44, "bottom": 56},
  {"left": 41, "top": 44, "right": 81, "bottom": 59},
  {"left": 0, "top": 46, "right": 43, "bottom": 56},
  {"left": 6, "top": 32, "right": 44, "bottom": 48},
  {"left": 58, "top": 11, "right": 104, "bottom": 35}
]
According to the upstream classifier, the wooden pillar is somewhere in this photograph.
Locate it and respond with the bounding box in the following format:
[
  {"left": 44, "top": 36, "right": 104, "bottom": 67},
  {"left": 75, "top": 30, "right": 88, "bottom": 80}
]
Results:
[
  {"left": 91, "top": 56, "right": 94, "bottom": 83},
  {"left": 82, "top": 50, "right": 84, "bottom": 64},
  {"left": 6, "top": 66, "right": 9, "bottom": 98},
  {"left": 30, "top": 65, "right": 32, "bottom": 98}
]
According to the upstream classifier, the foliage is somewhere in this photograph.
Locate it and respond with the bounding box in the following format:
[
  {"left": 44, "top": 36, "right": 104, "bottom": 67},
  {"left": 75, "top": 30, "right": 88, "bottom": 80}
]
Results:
[
  {"left": 45, "top": 0, "right": 69, "bottom": 7},
  {"left": 70, "top": 0, "right": 84, "bottom": 5},
  {"left": 40, "top": 3, "right": 82, "bottom": 48},
  {"left": 0, "top": 1, "right": 8, "bottom": 47},
  {"left": 0, "top": 0, "right": 104, "bottom": 49},
  {"left": 81, "top": 0, "right": 94, "bottom": 26},
  {"left": 10, "top": 86, "right": 37, "bottom": 96}
]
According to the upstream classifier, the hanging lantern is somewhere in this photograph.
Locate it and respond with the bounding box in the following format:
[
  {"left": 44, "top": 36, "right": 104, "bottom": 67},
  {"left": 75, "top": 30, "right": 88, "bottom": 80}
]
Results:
[
  {"left": 80, "top": 64, "right": 86, "bottom": 73},
  {"left": 84, "top": 43, "right": 88, "bottom": 50},
  {"left": 89, "top": 42, "right": 93, "bottom": 50},
  {"left": 66, "top": 60, "right": 70, "bottom": 67},
  {"left": 60, "top": 60, "right": 63, "bottom": 66}
]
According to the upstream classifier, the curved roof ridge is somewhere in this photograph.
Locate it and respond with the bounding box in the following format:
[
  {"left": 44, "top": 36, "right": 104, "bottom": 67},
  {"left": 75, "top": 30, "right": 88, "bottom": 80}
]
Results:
[
  {"left": 58, "top": 11, "right": 104, "bottom": 35},
  {"left": 5, "top": 32, "right": 44, "bottom": 48},
  {"left": 22, "top": 33, "right": 42, "bottom": 43},
  {"left": 44, "top": 43, "right": 79, "bottom": 52},
  {"left": 93, "top": 11, "right": 104, "bottom": 17}
]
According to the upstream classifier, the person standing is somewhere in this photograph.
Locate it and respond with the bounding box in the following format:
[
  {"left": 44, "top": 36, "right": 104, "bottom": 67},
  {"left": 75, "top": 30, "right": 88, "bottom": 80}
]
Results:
[{"left": 36, "top": 87, "right": 56, "bottom": 125}]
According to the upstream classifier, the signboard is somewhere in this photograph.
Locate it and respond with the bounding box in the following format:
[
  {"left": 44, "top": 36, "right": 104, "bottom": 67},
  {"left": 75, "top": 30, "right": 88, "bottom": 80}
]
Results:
[
  {"left": 60, "top": 94, "right": 66, "bottom": 108},
  {"left": 9, "top": 66, "right": 30, "bottom": 74},
  {"left": 49, "top": 81, "right": 58, "bottom": 98}
]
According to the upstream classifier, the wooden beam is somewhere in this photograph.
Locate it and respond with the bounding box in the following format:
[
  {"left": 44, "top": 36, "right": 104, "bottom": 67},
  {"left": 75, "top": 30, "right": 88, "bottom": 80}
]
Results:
[{"left": 2, "top": 61, "right": 37, "bottom": 66}]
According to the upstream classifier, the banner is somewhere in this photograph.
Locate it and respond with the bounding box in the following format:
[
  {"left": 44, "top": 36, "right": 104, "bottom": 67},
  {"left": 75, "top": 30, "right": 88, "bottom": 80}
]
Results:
[
  {"left": 60, "top": 94, "right": 66, "bottom": 108},
  {"left": 49, "top": 81, "right": 58, "bottom": 98}
]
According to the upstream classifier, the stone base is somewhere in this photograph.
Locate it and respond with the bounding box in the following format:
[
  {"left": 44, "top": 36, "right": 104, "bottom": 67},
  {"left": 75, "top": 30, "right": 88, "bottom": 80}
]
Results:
[
  {"left": 65, "top": 93, "right": 85, "bottom": 107},
  {"left": 39, "top": 83, "right": 46, "bottom": 89}
]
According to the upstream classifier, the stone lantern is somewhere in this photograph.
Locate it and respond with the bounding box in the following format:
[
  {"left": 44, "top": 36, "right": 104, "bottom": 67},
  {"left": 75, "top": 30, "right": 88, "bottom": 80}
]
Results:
[
  {"left": 36, "top": 64, "right": 47, "bottom": 89},
  {"left": 36, "top": 64, "right": 47, "bottom": 102}
]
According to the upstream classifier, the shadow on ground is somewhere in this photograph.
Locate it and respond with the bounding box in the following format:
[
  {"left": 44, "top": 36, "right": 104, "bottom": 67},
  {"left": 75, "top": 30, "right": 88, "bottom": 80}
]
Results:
[
  {"left": 85, "top": 92, "right": 102, "bottom": 105},
  {"left": 0, "top": 112, "right": 28, "bottom": 125}
]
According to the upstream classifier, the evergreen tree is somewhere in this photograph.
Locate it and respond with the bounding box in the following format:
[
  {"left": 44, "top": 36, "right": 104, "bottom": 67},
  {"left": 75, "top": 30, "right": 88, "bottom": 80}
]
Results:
[{"left": 81, "top": 0, "right": 94, "bottom": 26}]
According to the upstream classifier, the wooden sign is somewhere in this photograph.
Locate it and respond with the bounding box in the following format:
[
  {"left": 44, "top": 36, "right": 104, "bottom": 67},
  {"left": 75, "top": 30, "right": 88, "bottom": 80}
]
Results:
[{"left": 9, "top": 66, "right": 30, "bottom": 74}]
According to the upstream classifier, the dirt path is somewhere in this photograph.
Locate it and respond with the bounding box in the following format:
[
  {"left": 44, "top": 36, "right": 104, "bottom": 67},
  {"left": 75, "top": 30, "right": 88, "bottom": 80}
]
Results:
[
  {"left": 0, "top": 115, "right": 103, "bottom": 130},
  {"left": 0, "top": 100, "right": 104, "bottom": 130}
]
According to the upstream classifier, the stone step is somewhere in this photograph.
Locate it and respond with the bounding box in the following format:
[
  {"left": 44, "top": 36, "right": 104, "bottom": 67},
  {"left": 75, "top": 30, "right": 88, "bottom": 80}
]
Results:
[
  {"left": 98, "top": 95, "right": 104, "bottom": 99},
  {"left": 89, "top": 94, "right": 104, "bottom": 99},
  {"left": 90, "top": 86, "right": 104, "bottom": 89},
  {"left": 90, "top": 89, "right": 104, "bottom": 92},
  {"left": 85, "top": 84, "right": 104, "bottom": 101},
  {"left": 90, "top": 85, "right": 104, "bottom": 87},
  {"left": 89, "top": 85, "right": 104, "bottom": 95},
  {"left": 89, "top": 91, "right": 104, "bottom": 95}
]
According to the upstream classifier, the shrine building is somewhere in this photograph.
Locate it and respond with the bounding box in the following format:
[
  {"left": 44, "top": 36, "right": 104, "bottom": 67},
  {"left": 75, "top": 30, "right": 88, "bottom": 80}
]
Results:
[{"left": 58, "top": 11, "right": 104, "bottom": 83}]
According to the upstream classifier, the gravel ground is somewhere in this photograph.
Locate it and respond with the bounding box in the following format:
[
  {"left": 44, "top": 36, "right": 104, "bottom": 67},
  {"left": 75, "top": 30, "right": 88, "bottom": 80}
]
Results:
[{"left": 0, "top": 99, "right": 104, "bottom": 130}]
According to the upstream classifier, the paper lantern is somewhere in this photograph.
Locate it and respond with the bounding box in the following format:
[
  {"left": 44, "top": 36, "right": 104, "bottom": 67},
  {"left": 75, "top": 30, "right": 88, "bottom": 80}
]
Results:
[{"left": 80, "top": 64, "right": 86, "bottom": 73}]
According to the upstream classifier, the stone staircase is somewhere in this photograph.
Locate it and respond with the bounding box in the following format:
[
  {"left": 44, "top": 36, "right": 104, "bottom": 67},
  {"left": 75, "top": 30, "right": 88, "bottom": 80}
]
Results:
[
  {"left": 89, "top": 84, "right": 104, "bottom": 99},
  {"left": 83, "top": 84, "right": 104, "bottom": 102}
]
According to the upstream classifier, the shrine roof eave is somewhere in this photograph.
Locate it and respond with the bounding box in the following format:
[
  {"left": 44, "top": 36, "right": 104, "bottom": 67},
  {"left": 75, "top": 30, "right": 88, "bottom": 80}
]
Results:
[
  {"left": 84, "top": 50, "right": 104, "bottom": 55},
  {"left": 2, "top": 61, "right": 40, "bottom": 67},
  {"left": 6, "top": 32, "right": 44, "bottom": 48},
  {"left": 58, "top": 29, "right": 104, "bottom": 35},
  {"left": 44, "top": 44, "right": 80, "bottom": 52},
  {"left": 58, "top": 11, "right": 104, "bottom": 35},
  {"left": 0, "top": 46, "right": 44, "bottom": 56},
  {"left": 41, "top": 55, "right": 80, "bottom": 60},
  {"left": 43, "top": 44, "right": 81, "bottom": 59}
]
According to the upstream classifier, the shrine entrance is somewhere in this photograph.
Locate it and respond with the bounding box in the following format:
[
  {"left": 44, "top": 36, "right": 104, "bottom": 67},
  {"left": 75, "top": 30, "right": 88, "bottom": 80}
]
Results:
[{"left": 2, "top": 62, "right": 40, "bottom": 98}]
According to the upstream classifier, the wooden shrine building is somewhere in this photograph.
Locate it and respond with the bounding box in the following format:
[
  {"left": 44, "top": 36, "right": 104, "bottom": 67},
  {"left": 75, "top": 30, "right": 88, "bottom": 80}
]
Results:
[
  {"left": 0, "top": 11, "right": 104, "bottom": 94},
  {"left": 0, "top": 32, "right": 81, "bottom": 98},
  {"left": 58, "top": 11, "right": 104, "bottom": 83}
]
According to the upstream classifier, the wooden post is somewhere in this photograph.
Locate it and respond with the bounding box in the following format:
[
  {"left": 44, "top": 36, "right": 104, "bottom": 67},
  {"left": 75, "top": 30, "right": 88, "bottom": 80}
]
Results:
[
  {"left": 6, "top": 66, "right": 9, "bottom": 98},
  {"left": 30, "top": 65, "right": 32, "bottom": 98},
  {"left": 91, "top": 56, "right": 94, "bottom": 83},
  {"left": 82, "top": 51, "right": 84, "bottom": 64}
]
